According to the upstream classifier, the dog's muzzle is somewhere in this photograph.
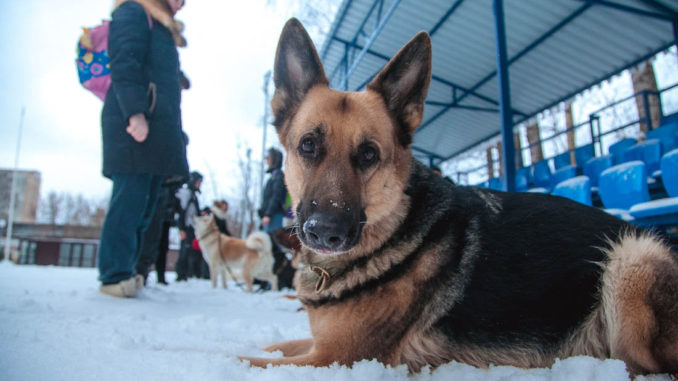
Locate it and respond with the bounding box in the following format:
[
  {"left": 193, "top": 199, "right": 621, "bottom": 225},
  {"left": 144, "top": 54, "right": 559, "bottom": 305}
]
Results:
[{"left": 299, "top": 209, "right": 366, "bottom": 255}]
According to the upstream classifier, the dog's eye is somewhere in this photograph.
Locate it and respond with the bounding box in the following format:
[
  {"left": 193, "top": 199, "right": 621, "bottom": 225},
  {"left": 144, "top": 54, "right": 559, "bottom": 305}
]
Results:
[
  {"left": 300, "top": 138, "right": 316, "bottom": 156},
  {"left": 357, "top": 145, "right": 379, "bottom": 169},
  {"left": 362, "top": 148, "right": 376, "bottom": 162}
]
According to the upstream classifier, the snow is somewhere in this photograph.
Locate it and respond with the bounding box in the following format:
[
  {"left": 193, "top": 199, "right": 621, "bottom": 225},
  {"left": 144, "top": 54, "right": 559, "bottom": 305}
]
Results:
[{"left": 0, "top": 262, "right": 672, "bottom": 381}]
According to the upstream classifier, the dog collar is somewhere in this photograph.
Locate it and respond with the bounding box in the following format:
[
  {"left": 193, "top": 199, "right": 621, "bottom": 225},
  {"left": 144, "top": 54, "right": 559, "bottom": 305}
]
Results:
[
  {"left": 198, "top": 227, "right": 218, "bottom": 241},
  {"left": 308, "top": 265, "right": 331, "bottom": 293}
]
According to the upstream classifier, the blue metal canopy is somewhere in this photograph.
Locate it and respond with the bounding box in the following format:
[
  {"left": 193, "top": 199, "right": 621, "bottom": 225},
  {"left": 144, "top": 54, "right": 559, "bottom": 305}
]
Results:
[{"left": 319, "top": 0, "right": 678, "bottom": 191}]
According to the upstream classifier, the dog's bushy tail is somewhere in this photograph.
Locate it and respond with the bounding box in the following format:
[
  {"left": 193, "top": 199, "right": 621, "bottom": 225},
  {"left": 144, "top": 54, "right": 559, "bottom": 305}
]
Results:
[{"left": 246, "top": 231, "right": 273, "bottom": 256}]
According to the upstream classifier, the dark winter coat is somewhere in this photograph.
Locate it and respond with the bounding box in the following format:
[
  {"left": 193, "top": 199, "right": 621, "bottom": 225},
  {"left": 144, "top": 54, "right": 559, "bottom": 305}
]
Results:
[
  {"left": 260, "top": 169, "right": 287, "bottom": 218},
  {"left": 101, "top": 1, "right": 188, "bottom": 178}
]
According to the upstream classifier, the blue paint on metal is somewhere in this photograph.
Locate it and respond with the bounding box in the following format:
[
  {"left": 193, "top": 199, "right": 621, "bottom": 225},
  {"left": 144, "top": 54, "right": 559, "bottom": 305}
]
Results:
[
  {"left": 415, "top": 4, "right": 593, "bottom": 136},
  {"left": 638, "top": 0, "right": 678, "bottom": 18},
  {"left": 326, "top": 0, "right": 382, "bottom": 85},
  {"left": 429, "top": 0, "right": 466, "bottom": 36},
  {"left": 320, "top": 0, "right": 354, "bottom": 60},
  {"left": 513, "top": 40, "right": 675, "bottom": 126},
  {"left": 424, "top": 101, "right": 499, "bottom": 113},
  {"left": 578, "top": 0, "right": 675, "bottom": 21},
  {"left": 341, "top": 0, "right": 402, "bottom": 90},
  {"left": 411, "top": 145, "right": 446, "bottom": 160},
  {"left": 493, "top": 0, "right": 515, "bottom": 192}
]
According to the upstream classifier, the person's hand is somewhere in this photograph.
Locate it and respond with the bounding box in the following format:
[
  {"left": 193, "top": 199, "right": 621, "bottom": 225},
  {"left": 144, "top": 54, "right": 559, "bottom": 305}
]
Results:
[
  {"left": 126, "top": 113, "right": 149, "bottom": 142},
  {"left": 179, "top": 230, "right": 186, "bottom": 240},
  {"left": 262, "top": 216, "right": 271, "bottom": 227}
]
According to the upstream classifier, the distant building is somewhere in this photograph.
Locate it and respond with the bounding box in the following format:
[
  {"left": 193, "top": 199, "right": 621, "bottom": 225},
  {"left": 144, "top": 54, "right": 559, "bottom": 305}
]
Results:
[{"left": 0, "top": 169, "right": 41, "bottom": 224}]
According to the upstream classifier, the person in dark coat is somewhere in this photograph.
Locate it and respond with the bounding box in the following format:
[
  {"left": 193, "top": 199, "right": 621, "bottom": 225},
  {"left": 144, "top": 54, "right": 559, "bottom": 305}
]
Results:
[
  {"left": 175, "top": 171, "right": 204, "bottom": 281},
  {"left": 98, "top": 0, "right": 188, "bottom": 298},
  {"left": 259, "top": 148, "right": 287, "bottom": 233},
  {"left": 211, "top": 200, "right": 232, "bottom": 236},
  {"left": 134, "top": 175, "right": 184, "bottom": 285}
]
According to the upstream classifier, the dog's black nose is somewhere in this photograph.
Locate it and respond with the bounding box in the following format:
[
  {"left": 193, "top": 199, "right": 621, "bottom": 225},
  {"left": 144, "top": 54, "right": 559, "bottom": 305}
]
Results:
[{"left": 302, "top": 212, "right": 352, "bottom": 252}]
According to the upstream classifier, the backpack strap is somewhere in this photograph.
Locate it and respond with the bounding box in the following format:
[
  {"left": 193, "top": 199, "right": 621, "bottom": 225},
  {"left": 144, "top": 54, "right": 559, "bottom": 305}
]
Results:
[{"left": 144, "top": 9, "right": 152, "bottom": 29}]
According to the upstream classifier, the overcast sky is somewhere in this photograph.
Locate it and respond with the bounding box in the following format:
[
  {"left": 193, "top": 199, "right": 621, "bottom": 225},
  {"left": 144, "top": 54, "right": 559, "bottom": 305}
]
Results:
[{"left": 0, "top": 0, "right": 338, "bottom": 204}]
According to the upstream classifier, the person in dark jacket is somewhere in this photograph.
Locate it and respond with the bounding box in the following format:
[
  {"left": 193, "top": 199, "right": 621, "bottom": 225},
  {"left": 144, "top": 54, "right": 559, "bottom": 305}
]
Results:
[
  {"left": 259, "top": 148, "right": 287, "bottom": 233},
  {"left": 211, "top": 200, "right": 231, "bottom": 236},
  {"left": 134, "top": 175, "right": 184, "bottom": 285},
  {"left": 98, "top": 0, "right": 188, "bottom": 298},
  {"left": 175, "top": 171, "right": 204, "bottom": 281}
]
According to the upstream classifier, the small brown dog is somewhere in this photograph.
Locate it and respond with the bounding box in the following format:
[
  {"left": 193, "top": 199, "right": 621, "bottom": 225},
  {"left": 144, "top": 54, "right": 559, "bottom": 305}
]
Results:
[{"left": 193, "top": 214, "right": 277, "bottom": 292}]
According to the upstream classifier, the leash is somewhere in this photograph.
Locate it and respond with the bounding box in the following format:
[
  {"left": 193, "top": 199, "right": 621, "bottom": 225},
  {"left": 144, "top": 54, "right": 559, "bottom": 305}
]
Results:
[{"left": 216, "top": 233, "right": 246, "bottom": 291}]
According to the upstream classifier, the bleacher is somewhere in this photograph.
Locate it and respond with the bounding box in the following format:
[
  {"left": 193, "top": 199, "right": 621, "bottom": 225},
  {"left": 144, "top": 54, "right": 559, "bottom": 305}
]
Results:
[{"left": 477, "top": 112, "right": 678, "bottom": 243}]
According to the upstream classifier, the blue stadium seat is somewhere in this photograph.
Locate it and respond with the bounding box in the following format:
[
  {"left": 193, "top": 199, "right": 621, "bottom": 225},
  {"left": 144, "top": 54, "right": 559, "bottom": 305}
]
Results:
[
  {"left": 531, "top": 160, "right": 551, "bottom": 189},
  {"left": 628, "top": 149, "right": 678, "bottom": 227},
  {"left": 552, "top": 176, "right": 592, "bottom": 206},
  {"left": 554, "top": 151, "right": 572, "bottom": 170},
  {"left": 550, "top": 165, "right": 577, "bottom": 189},
  {"left": 488, "top": 177, "right": 504, "bottom": 191},
  {"left": 583, "top": 155, "right": 613, "bottom": 189},
  {"left": 662, "top": 149, "right": 678, "bottom": 196},
  {"left": 574, "top": 143, "right": 594, "bottom": 167},
  {"left": 515, "top": 167, "right": 531, "bottom": 192},
  {"left": 599, "top": 161, "right": 650, "bottom": 221},
  {"left": 622, "top": 139, "right": 662, "bottom": 177},
  {"left": 609, "top": 138, "right": 637, "bottom": 164},
  {"left": 646, "top": 120, "right": 678, "bottom": 155}
]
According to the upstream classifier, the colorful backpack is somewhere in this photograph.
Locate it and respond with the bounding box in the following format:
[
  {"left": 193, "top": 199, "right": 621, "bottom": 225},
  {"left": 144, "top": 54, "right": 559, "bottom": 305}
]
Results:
[
  {"left": 76, "top": 21, "right": 111, "bottom": 101},
  {"left": 76, "top": 11, "right": 151, "bottom": 101}
]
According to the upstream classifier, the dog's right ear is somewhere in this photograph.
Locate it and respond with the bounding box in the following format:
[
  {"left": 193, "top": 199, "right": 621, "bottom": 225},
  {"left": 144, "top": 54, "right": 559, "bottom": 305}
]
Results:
[{"left": 271, "top": 18, "right": 328, "bottom": 133}]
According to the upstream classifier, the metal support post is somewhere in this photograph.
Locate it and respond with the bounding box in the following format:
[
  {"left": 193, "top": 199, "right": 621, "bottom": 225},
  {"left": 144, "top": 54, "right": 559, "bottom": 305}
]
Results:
[
  {"left": 493, "top": 0, "right": 515, "bottom": 192},
  {"left": 4, "top": 107, "right": 25, "bottom": 262}
]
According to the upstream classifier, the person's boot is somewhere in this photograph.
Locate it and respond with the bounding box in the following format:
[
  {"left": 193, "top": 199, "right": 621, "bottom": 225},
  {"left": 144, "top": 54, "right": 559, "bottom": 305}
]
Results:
[
  {"left": 100, "top": 277, "right": 136, "bottom": 298},
  {"left": 134, "top": 274, "right": 146, "bottom": 290},
  {"left": 157, "top": 272, "right": 168, "bottom": 285}
]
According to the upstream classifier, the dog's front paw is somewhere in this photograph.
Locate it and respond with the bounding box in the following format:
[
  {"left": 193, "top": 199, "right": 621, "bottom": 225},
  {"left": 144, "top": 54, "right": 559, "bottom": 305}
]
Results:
[{"left": 238, "top": 356, "right": 273, "bottom": 368}]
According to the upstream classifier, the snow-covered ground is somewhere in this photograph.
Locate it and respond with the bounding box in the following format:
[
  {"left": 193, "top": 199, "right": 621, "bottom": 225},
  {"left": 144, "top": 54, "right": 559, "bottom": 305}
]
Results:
[{"left": 0, "top": 262, "right": 672, "bottom": 381}]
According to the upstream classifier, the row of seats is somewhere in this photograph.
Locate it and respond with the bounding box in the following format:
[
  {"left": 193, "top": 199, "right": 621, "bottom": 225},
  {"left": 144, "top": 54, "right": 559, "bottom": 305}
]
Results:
[
  {"left": 599, "top": 150, "right": 678, "bottom": 228},
  {"left": 485, "top": 115, "right": 678, "bottom": 195},
  {"left": 478, "top": 114, "right": 678, "bottom": 233}
]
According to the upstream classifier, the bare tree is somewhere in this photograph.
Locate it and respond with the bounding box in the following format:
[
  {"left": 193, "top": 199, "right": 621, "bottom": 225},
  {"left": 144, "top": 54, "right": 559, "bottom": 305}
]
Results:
[
  {"left": 41, "top": 191, "right": 63, "bottom": 225},
  {"left": 234, "top": 140, "right": 261, "bottom": 237},
  {"left": 89, "top": 196, "right": 108, "bottom": 228},
  {"left": 38, "top": 191, "right": 108, "bottom": 227},
  {"left": 63, "top": 194, "right": 92, "bottom": 226},
  {"left": 267, "top": 0, "right": 341, "bottom": 45}
]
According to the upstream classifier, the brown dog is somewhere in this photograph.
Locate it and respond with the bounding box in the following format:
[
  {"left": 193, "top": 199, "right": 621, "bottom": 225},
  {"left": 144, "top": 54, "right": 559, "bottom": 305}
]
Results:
[
  {"left": 193, "top": 214, "right": 277, "bottom": 292},
  {"left": 240, "top": 18, "right": 678, "bottom": 376}
]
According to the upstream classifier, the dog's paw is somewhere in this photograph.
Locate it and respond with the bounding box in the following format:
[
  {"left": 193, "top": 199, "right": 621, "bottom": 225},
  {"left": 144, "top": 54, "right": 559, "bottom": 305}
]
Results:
[{"left": 238, "top": 356, "right": 273, "bottom": 368}]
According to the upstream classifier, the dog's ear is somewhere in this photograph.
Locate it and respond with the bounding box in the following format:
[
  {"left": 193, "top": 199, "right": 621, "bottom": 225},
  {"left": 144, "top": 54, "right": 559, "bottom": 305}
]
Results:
[
  {"left": 272, "top": 226, "right": 301, "bottom": 252},
  {"left": 271, "top": 18, "right": 328, "bottom": 133},
  {"left": 367, "top": 32, "right": 432, "bottom": 147}
]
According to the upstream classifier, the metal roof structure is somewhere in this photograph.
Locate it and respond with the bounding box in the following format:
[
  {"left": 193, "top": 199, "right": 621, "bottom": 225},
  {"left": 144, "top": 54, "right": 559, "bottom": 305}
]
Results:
[{"left": 319, "top": 0, "right": 678, "bottom": 190}]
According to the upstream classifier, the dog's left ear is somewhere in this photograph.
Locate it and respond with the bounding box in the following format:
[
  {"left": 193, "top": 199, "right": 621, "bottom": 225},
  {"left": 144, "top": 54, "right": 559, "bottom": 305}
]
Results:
[
  {"left": 271, "top": 18, "right": 328, "bottom": 133},
  {"left": 367, "top": 32, "right": 432, "bottom": 147},
  {"left": 272, "top": 226, "right": 301, "bottom": 252}
]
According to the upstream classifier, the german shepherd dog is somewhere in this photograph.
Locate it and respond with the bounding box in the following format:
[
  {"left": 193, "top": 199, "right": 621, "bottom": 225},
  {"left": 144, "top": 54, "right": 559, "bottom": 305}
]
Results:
[
  {"left": 193, "top": 214, "right": 277, "bottom": 292},
  {"left": 240, "top": 18, "right": 678, "bottom": 376}
]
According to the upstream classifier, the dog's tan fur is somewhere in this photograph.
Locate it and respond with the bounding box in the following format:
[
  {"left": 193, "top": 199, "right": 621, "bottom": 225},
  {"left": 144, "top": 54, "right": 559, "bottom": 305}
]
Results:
[
  {"left": 193, "top": 214, "right": 277, "bottom": 292},
  {"left": 239, "top": 18, "right": 678, "bottom": 376}
]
